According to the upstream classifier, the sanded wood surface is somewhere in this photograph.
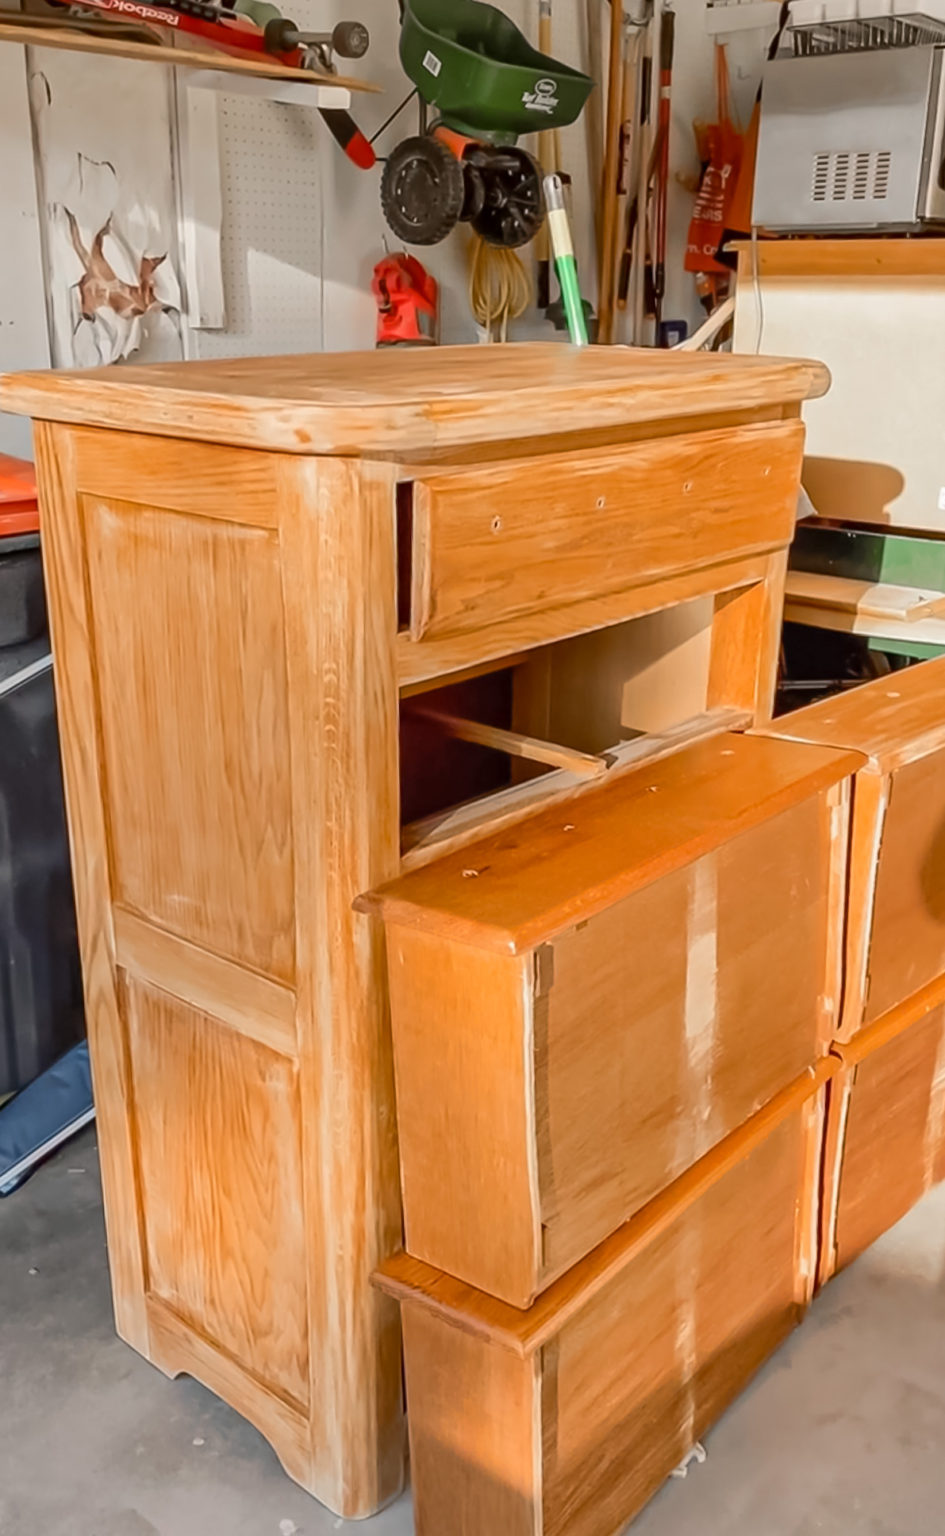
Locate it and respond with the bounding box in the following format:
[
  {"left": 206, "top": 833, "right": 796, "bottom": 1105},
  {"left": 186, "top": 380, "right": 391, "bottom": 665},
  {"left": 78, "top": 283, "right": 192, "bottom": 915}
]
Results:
[
  {"left": 734, "top": 237, "right": 945, "bottom": 279},
  {"left": 375, "top": 738, "right": 850, "bottom": 1304},
  {"left": 30, "top": 424, "right": 405, "bottom": 1518},
  {"left": 407, "top": 422, "right": 803, "bottom": 642},
  {"left": 363, "top": 733, "right": 863, "bottom": 955},
  {"left": 0, "top": 344, "right": 830, "bottom": 456},
  {"left": 761, "top": 658, "right": 945, "bottom": 1036},
  {"left": 380, "top": 1069, "right": 828, "bottom": 1536},
  {"left": 822, "top": 996, "right": 945, "bottom": 1283}
]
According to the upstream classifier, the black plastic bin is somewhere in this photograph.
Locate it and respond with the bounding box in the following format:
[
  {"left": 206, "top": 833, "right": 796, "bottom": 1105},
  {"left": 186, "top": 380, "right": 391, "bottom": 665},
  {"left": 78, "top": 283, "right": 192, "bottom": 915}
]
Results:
[{"left": 0, "top": 457, "right": 83, "bottom": 1097}]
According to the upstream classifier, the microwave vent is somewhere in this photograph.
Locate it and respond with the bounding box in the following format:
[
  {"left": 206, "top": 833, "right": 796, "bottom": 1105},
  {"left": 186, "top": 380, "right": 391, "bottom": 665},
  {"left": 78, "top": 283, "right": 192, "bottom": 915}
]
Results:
[{"left": 811, "top": 149, "right": 892, "bottom": 202}]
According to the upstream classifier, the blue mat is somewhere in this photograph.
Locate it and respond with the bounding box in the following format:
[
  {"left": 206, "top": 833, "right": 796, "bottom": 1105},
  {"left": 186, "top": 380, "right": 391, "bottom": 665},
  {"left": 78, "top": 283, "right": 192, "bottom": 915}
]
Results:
[{"left": 0, "top": 1041, "right": 94, "bottom": 1195}]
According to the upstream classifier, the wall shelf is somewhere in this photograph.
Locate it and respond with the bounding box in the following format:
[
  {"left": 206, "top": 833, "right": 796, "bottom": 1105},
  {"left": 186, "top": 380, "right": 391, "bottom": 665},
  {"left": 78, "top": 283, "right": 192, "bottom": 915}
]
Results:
[{"left": 0, "top": 17, "right": 380, "bottom": 100}]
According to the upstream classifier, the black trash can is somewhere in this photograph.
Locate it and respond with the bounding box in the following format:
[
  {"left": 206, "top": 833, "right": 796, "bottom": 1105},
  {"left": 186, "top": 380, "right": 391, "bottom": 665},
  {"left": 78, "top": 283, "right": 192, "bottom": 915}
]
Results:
[{"left": 0, "top": 460, "right": 83, "bottom": 1097}]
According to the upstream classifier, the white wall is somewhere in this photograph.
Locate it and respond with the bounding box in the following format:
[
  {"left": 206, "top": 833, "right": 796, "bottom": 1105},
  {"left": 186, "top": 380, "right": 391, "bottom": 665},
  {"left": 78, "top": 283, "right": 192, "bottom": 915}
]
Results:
[{"left": 0, "top": 0, "right": 779, "bottom": 462}]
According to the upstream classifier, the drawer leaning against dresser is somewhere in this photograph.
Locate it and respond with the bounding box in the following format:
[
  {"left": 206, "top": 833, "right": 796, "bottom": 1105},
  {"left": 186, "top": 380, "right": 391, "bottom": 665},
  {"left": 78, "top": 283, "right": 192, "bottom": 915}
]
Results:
[
  {"left": 402, "top": 420, "right": 805, "bottom": 642},
  {"left": 376, "top": 1062, "right": 832, "bottom": 1536},
  {"left": 361, "top": 731, "right": 859, "bottom": 1307}
]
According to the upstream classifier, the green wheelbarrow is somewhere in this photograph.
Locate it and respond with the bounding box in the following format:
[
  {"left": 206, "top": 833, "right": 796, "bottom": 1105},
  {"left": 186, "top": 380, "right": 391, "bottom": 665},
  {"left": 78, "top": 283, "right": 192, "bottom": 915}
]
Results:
[{"left": 381, "top": 0, "right": 594, "bottom": 248}]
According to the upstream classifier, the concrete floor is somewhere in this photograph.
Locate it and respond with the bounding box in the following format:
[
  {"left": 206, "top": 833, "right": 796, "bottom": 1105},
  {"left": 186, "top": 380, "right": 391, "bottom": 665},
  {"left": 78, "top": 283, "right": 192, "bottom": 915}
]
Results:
[{"left": 3, "top": 1129, "right": 945, "bottom": 1536}]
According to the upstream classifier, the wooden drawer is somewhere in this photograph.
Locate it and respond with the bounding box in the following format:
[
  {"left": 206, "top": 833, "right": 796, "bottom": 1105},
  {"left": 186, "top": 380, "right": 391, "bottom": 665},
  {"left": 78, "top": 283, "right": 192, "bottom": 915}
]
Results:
[
  {"left": 404, "top": 421, "right": 804, "bottom": 642},
  {"left": 376, "top": 1065, "right": 830, "bottom": 1536},
  {"left": 760, "top": 656, "right": 945, "bottom": 1038},
  {"left": 363, "top": 732, "right": 857, "bottom": 1307},
  {"left": 820, "top": 978, "right": 945, "bottom": 1286}
]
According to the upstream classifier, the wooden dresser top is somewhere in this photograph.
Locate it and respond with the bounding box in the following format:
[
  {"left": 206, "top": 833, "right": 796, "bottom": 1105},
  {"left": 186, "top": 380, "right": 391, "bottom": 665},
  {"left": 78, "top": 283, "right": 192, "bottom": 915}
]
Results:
[{"left": 0, "top": 344, "right": 830, "bottom": 457}]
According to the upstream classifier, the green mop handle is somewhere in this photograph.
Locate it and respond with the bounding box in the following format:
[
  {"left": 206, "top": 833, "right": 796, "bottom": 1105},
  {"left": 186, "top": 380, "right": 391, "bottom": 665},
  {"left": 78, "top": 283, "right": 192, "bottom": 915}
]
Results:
[{"left": 543, "top": 173, "right": 588, "bottom": 347}]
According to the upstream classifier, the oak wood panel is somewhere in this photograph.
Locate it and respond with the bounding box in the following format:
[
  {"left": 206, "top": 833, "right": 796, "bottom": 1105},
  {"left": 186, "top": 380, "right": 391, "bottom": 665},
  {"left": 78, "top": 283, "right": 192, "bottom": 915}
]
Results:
[
  {"left": 113, "top": 906, "right": 297, "bottom": 1058},
  {"left": 542, "top": 1114, "right": 805, "bottom": 1536},
  {"left": 380, "top": 1070, "right": 827, "bottom": 1536},
  {"left": 401, "top": 707, "right": 752, "bottom": 870},
  {"left": 409, "top": 423, "right": 803, "bottom": 642},
  {"left": 147, "top": 1297, "right": 313, "bottom": 1490},
  {"left": 733, "top": 237, "right": 945, "bottom": 279},
  {"left": 403, "top": 1308, "right": 541, "bottom": 1536},
  {"left": 377, "top": 765, "right": 845, "bottom": 1304},
  {"left": 537, "top": 793, "right": 841, "bottom": 1286},
  {"left": 376, "top": 1062, "right": 835, "bottom": 1356},
  {"left": 385, "top": 930, "right": 540, "bottom": 1306},
  {"left": 31, "top": 422, "right": 150, "bottom": 1354},
  {"left": 761, "top": 658, "right": 945, "bottom": 1036},
  {"left": 126, "top": 978, "right": 309, "bottom": 1407},
  {"left": 83, "top": 493, "right": 295, "bottom": 982},
  {"left": 827, "top": 1004, "right": 945, "bottom": 1279},
  {"left": 707, "top": 550, "right": 787, "bottom": 721},
  {"left": 785, "top": 571, "right": 945, "bottom": 623},
  {"left": 365, "top": 733, "right": 863, "bottom": 956},
  {"left": 396, "top": 551, "right": 778, "bottom": 689},
  {"left": 72, "top": 425, "right": 281, "bottom": 524},
  {"left": 275, "top": 455, "right": 405, "bottom": 1515},
  {"left": 0, "top": 345, "right": 830, "bottom": 457},
  {"left": 864, "top": 748, "right": 945, "bottom": 1022}
]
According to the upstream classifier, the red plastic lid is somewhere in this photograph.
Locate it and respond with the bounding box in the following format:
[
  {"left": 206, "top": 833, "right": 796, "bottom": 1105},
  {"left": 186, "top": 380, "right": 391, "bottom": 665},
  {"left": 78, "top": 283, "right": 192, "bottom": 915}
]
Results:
[{"left": 0, "top": 454, "right": 39, "bottom": 537}]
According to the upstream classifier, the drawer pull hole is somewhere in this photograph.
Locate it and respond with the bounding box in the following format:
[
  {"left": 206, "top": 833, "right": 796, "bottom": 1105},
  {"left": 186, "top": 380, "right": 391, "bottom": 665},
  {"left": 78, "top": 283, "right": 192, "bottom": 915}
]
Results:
[
  {"left": 596, "top": 496, "right": 606, "bottom": 510},
  {"left": 491, "top": 516, "right": 503, "bottom": 533},
  {"left": 683, "top": 481, "right": 693, "bottom": 494},
  {"left": 463, "top": 868, "right": 481, "bottom": 879}
]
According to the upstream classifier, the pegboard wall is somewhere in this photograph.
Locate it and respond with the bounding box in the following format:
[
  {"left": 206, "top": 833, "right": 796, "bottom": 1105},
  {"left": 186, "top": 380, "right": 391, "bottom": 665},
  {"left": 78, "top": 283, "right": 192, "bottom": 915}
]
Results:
[{"left": 195, "top": 93, "right": 325, "bottom": 358}]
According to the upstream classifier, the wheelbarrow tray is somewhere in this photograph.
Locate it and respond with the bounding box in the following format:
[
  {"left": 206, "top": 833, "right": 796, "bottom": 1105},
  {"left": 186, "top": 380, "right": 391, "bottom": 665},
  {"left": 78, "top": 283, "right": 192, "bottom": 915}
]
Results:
[{"left": 400, "top": 0, "right": 593, "bottom": 141}]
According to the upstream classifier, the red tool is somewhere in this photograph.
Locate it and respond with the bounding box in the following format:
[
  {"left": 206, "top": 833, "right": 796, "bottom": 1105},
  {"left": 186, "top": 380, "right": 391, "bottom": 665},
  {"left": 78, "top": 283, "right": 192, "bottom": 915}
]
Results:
[{"left": 371, "top": 254, "right": 438, "bottom": 347}]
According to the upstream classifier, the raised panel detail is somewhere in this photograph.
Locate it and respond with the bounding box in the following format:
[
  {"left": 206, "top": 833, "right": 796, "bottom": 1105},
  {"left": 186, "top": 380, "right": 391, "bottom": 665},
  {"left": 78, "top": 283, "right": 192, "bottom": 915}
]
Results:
[
  {"left": 83, "top": 498, "right": 295, "bottom": 982},
  {"left": 126, "top": 978, "right": 309, "bottom": 1407}
]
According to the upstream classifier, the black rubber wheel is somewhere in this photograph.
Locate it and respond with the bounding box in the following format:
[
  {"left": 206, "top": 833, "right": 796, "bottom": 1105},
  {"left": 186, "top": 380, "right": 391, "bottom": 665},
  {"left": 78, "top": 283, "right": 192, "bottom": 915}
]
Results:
[
  {"left": 459, "top": 164, "right": 486, "bottom": 223},
  {"left": 381, "top": 136, "right": 464, "bottom": 247},
  {"left": 332, "top": 19, "right": 369, "bottom": 57},
  {"left": 470, "top": 147, "right": 544, "bottom": 249}
]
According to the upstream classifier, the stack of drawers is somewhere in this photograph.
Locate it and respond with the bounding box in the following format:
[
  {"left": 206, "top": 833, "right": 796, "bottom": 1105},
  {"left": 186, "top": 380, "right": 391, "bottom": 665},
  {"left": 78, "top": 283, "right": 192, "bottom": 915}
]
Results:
[
  {"left": 366, "top": 731, "right": 859, "bottom": 1536},
  {"left": 760, "top": 656, "right": 945, "bottom": 1286}
]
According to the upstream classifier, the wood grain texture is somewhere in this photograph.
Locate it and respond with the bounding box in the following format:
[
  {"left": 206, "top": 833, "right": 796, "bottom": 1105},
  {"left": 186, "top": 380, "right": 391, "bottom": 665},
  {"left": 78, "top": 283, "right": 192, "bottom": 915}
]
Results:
[
  {"left": 364, "top": 733, "right": 862, "bottom": 956},
  {"left": 761, "top": 658, "right": 945, "bottom": 1037},
  {"left": 402, "top": 1307, "right": 541, "bottom": 1536},
  {"left": 82, "top": 491, "right": 296, "bottom": 982},
  {"left": 823, "top": 1003, "right": 945, "bottom": 1281},
  {"left": 377, "top": 760, "right": 846, "bottom": 1304},
  {"left": 31, "top": 422, "right": 150, "bottom": 1354},
  {"left": 401, "top": 707, "right": 752, "bottom": 869},
  {"left": 72, "top": 424, "right": 280, "bottom": 524},
  {"left": 0, "top": 345, "right": 830, "bottom": 457},
  {"left": 126, "top": 978, "right": 309, "bottom": 1407},
  {"left": 381, "top": 1071, "right": 828, "bottom": 1536},
  {"left": 275, "top": 454, "right": 406, "bottom": 1515},
  {"left": 410, "top": 706, "right": 607, "bottom": 779},
  {"left": 734, "top": 237, "right": 945, "bottom": 279},
  {"left": 707, "top": 551, "right": 788, "bottom": 721},
  {"left": 408, "top": 423, "right": 803, "bottom": 642},
  {"left": 113, "top": 907, "right": 296, "bottom": 1058},
  {"left": 396, "top": 550, "right": 778, "bottom": 689}
]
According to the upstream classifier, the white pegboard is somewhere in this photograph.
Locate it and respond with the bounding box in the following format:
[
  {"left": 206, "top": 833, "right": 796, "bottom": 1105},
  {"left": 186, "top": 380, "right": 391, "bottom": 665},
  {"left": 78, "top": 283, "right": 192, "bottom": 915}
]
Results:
[{"left": 195, "top": 90, "right": 326, "bottom": 358}]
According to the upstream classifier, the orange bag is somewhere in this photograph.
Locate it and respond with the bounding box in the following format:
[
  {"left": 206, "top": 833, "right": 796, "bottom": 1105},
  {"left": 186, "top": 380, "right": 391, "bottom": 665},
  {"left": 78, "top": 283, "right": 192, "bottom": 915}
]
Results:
[{"left": 685, "top": 46, "right": 744, "bottom": 275}]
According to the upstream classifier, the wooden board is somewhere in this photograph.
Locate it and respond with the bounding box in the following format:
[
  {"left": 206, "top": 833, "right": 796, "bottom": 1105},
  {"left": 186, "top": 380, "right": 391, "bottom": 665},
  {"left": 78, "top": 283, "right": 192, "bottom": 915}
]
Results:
[
  {"left": 31, "top": 422, "right": 405, "bottom": 1518},
  {"left": 760, "top": 657, "right": 945, "bottom": 1036},
  {"left": 367, "top": 740, "right": 853, "bottom": 1305},
  {"left": 733, "top": 237, "right": 945, "bottom": 279},
  {"left": 785, "top": 571, "right": 945, "bottom": 623},
  {"left": 406, "top": 422, "right": 804, "bottom": 643},
  {"left": 377, "top": 1066, "right": 829, "bottom": 1536},
  {"left": 820, "top": 981, "right": 945, "bottom": 1284},
  {"left": 0, "top": 19, "right": 379, "bottom": 91},
  {"left": 362, "top": 732, "right": 863, "bottom": 956},
  {"left": 0, "top": 344, "right": 830, "bottom": 457}
]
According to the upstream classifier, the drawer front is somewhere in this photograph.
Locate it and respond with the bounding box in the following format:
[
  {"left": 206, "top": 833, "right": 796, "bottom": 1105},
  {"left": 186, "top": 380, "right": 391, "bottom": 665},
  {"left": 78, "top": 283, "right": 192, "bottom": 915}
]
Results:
[{"left": 408, "top": 420, "right": 804, "bottom": 642}]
